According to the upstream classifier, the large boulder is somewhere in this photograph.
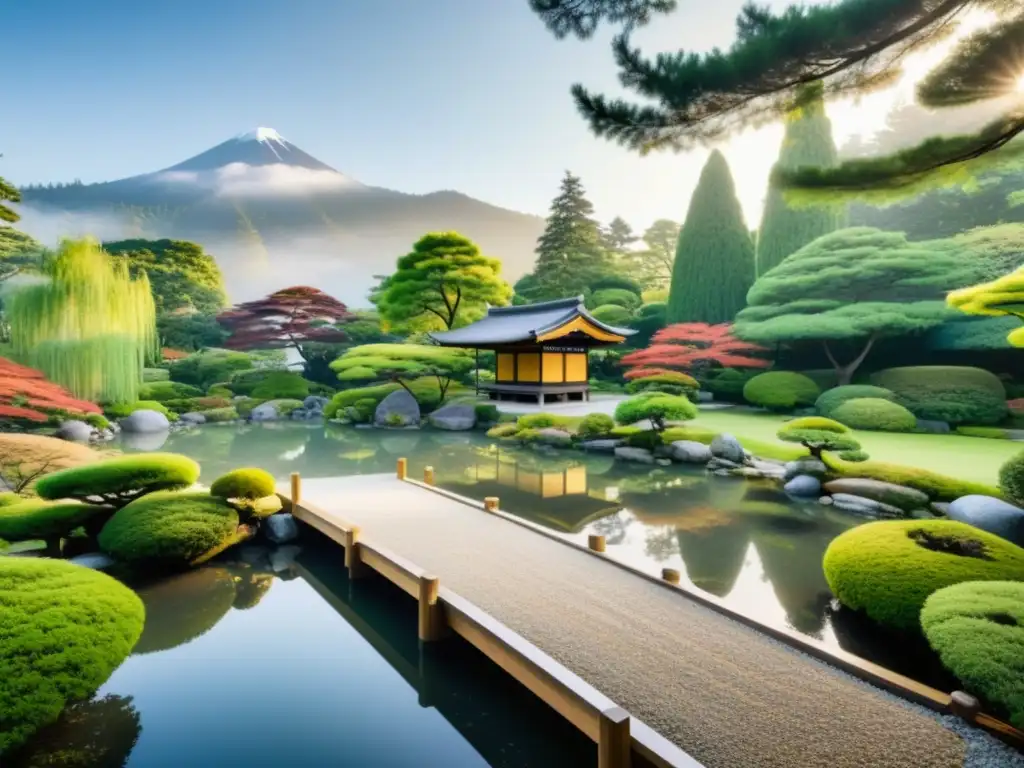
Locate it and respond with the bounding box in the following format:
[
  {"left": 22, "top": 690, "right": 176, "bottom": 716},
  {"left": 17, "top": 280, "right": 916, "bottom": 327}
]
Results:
[
  {"left": 249, "top": 403, "right": 280, "bottom": 422},
  {"left": 374, "top": 390, "right": 420, "bottom": 427},
  {"left": 784, "top": 475, "right": 822, "bottom": 498},
  {"left": 428, "top": 403, "right": 476, "bottom": 431},
  {"left": 263, "top": 513, "right": 300, "bottom": 544},
  {"left": 830, "top": 493, "right": 905, "bottom": 519},
  {"left": 709, "top": 433, "right": 744, "bottom": 464},
  {"left": 303, "top": 396, "right": 330, "bottom": 411},
  {"left": 119, "top": 409, "right": 170, "bottom": 434},
  {"left": 947, "top": 495, "right": 1024, "bottom": 547},
  {"left": 179, "top": 412, "right": 206, "bottom": 425},
  {"left": 669, "top": 440, "right": 712, "bottom": 464},
  {"left": 614, "top": 447, "right": 655, "bottom": 464},
  {"left": 783, "top": 458, "right": 828, "bottom": 481},
  {"left": 822, "top": 478, "right": 929, "bottom": 511},
  {"left": 55, "top": 420, "right": 95, "bottom": 442}
]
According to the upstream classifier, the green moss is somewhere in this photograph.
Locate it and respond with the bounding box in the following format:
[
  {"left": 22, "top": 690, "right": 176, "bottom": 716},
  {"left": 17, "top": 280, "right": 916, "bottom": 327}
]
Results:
[
  {"left": 207, "top": 384, "right": 233, "bottom": 398},
  {"left": 577, "top": 413, "right": 615, "bottom": 439},
  {"left": 824, "top": 453, "right": 1002, "bottom": 502},
  {"left": 999, "top": 451, "right": 1024, "bottom": 507},
  {"left": 783, "top": 416, "right": 848, "bottom": 433},
  {"left": 815, "top": 385, "right": 897, "bottom": 416},
  {"left": 737, "top": 438, "right": 810, "bottom": 462},
  {"left": 265, "top": 398, "right": 304, "bottom": 415},
  {"left": 0, "top": 500, "right": 110, "bottom": 543},
  {"left": 486, "top": 423, "right": 519, "bottom": 439},
  {"left": 199, "top": 406, "right": 239, "bottom": 423},
  {"left": 0, "top": 492, "right": 22, "bottom": 507},
  {"left": 210, "top": 468, "right": 275, "bottom": 500},
  {"left": 104, "top": 400, "right": 174, "bottom": 420},
  {"left": 250, "top": 372, "right": 310, "bottom": 400},
  {"left": 516, "top": 413, "right": 574, "bottom": 430},
  {"left": 98, "top": 491, "right": 240, "bottom": 567},
  {"left": 83, "top": 413, "right": 110, "bottom": 430},
  {"left": 822, "top": 520, "right": 1024, "bottom": 631},
  {"left": 920, "top": 581, "right": 1024, "bottom": 729},
  {"left": 36, "top": 453, "right": 201, "bottom": 507},
  {"left": 137, "top": 381, "right": 203, "bottom": 402},
  {"left": 871, "top": 366, "right": 1008, "bottom": 426},
  {"left": 743, "top": 371, "right": 820, "bottom": 412},
  {"left": 474, "top": 404, "right": 499, "bottom": 423},
  {"left": 324, "top": 378, "right": 461, "bottom": 419},
  {"left": 142, "top": 367, "right": 170, "bottom": 382},
  {"left": 0, "top": 558, "right": 144, "bottom": 755},
  {"left": 660, "top": 425, "right": 719, "bottom": 444},
  {"left": 956, "top": 426, "right": 1010, "bottom": 439},
  {"left": 831, "top": 398, "right": 918, "bottom": 432},
  {"left": 625, "top": 372, "right": 700, "bottom": 400}
]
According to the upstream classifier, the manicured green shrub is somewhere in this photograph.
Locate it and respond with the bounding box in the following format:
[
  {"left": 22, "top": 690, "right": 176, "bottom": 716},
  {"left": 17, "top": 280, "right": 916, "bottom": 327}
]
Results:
[
  {"left": 36, "top": 453, "right": 201, "bottom": 507},
  {"left": 577, "top": 413, "right": 616, "bottom": 439},
  {"left": 324, "top": 378, "right": 459, "bottom": 419},
  {"left": 702, "top": 368, "right": 758, "bottom": 403},
  {"left": 350, "top": 398, "right": 378, "bottom": 423},
  {"left": 831, "top": 398, "right": 918, "bottom": 432},
  {"left": 591, "top": 288, "right": 641, "bottom": 310},
  {"left": 823, "top": 454, "right": 1002, "bottom": 501},
  {"left": 660, "top": 425, "right": 719, "bottom": 444},
  {"left": 138, "top": 381, "right": 203, "bottom": 402},
  {"left": 614, "top": 394, "right": 697, "bottom": 431},
  {"left": 999, "top": 451, "right": 1024, "bottom": 507},
  {"left": 199, "top": 407, "right": 238, "bottom": 423},
  {"left": 956, "top": 426, "right": 1011, "bottom": 439},
  {"left": 191, "top": 396, "right": 232, "bottom": 410},
  {"left": 486, "top": 423, "right": 519, "bottom": 439},
  {"left": 207, "top": 384, "right": 233, "bottom": 398},
  {"left": 250, "top": 371, "right": 310, "bottom": 400},
  {"left": 816, "top": 385, "right": 897, "bottom": 416},
  {"left": 210, "top": 468, "right": 275, "bottom": 501},
  {"left": 871, "top": 366, "right": 1008, "bottom": 426},
  {"left": 777, "top": 420, "right": 861, "bottom": 459},
  {"left": 516, "top": 413, "right": 575, "bottom": 430},
  {"left": 625, "top": 429, "right": 663, "bottom": 450},
  {"left": 98, "top": 491, "right": 241, "bottom": 567},
  {"left": 233, "top": 397, "right": 262, "bottom": 419},
  {"left": 822, "top": 520, "right": 1024, "bottom": 631},
  {"left": 626, "top": 372, "right": 700, "bottom": 400},
  {"left": 104, "top": 400, "right": 173, "bottom": 419},
  {"left": 84, "top": 413, "right": 110, "bottom": 430},
  {"left": 920, "top": 581, "right": 1024, "bottom": 728},
  {"left": 589, "top": 304, "right": 633, "bottom": 326},
  {"left": 264, "top": 398, "right": 304, "bottom": 416},
  {"left": 783, "top": 416, "right": 848, "bottom": 433},
  {"left": 743, "top": 371, "right": 820, "bottom": 411},
  {"left": 0, "top": 500, "right": 110, "bottom": 544},
  {"left": 474, "top": 404, "right": 499, "bottom": 423},
  {"left": 839, "top": 450, "right": 870, "bottom": 462},
  {"left": 169, "top": 349, "right": 253, "bottom": 389},
  {"left": 0, "top": 557, "right": 144, "bottom": 755}
]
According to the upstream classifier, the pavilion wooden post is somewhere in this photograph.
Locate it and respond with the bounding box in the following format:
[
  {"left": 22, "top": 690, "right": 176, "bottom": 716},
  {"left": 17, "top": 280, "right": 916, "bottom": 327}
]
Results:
[
  {"left": 396, "top": 457, "right": 407, "bottom": 480},
  {"left": 598, "top": 707, "right": 631, "bottom": 768},
  {"left": 344, "top": 526, "right": 367, "bottom": 579},
  {"left": 418, "top": 574, "right": 445, "bottom": 642},
  {"left": 424, "top": 466, "right": 435, "bottom": 486},
  {"left": 289, "top": 472, "right": 301, "bottom": 509},
  {"left": 588, "top": 534, "right": 606, "bottom": 553}
]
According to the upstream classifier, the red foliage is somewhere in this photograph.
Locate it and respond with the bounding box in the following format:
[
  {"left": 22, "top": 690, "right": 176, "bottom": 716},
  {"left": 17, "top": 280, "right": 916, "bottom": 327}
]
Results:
[
  {"left": 161, "top": 347, "right": 189, "bottom": 361},
  {"left": 218, "top": 286, "right": 354, "bottom": 355},
  {"left": 622, "top": 323, "right": 770, "bottom": 377},
  {"left": 1009, "top": 398, "right": 1024, "bottom": 412},
  {"left": 0, "top": 357, "right": 102, "bottom": 423}
]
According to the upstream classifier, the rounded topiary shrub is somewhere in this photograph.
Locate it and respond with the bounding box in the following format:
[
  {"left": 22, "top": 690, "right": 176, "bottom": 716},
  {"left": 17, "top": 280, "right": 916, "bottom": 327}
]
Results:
[
  {"left": 590, "top": 288, "right": 641, "bottom": 310},
  {"left": 98, "top": 491, "right": 241, "bottom": 567},
  {"left": 920, "top": 581, "right": 1024, "bottom": 729},
  {"left": 822, "top": 520, "right": 1024, "bottom": 632},
  {"left": 614, "top": 393, "right": 697, "bottom": 431},
  {"left": 625, "top": 372, "right": 700, "bottom": 400},
  {"left": 0, "top": 500, "right": 109, "bottom": 543},
  {"left": 210, "top": 468, "right": 276, "bottom": 501},
  {"left": 577, "top": 412, "right": 615, "bottom": 439},
  {"left": 999, "top": 451, "right": 1024, "bottom": 507},
  {"left": 815, "top": 385, "right": 897, "bottom": 416},
  {"left": 0, "top": 557, "right": 144, "bottom": 755},
  {"left": 589, "top": 304, "right": 633, "bottom": 326},
  {"left": 35, "top": 453, "right": 201, "bottom": 507},
  {"left": 870, "top": 366, "right": 1008, "bottom": 426},
  {"left": 743, "top": 371, "right": 820, "bottom": 411},
  {"left": 831, "top": 398, "right": 918, "bottom": 432}
]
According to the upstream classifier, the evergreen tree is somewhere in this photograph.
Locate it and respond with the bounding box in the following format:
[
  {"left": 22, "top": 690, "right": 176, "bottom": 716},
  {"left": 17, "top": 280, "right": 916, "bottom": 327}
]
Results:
[
  {"left": 532, "top": 171, "right": 608, "bottom": 298},
  {"left": 0, "top": 176, "right": 21, "bottom": 224},
  {"left": 667, "top": 151, "right": 754, "bottom": 324},
  {"left": 756, "top": 94, "right": 843, "bottom": 276},
  {"left": 624, "top": 219, "right": 679, "bottom": 289},
  {"left": 601, "top": 216, "right": 637, "bottom": 255}
]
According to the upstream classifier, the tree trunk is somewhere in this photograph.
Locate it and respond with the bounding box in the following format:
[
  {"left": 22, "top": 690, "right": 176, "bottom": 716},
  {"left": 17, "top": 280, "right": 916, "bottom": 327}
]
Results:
[{"left": 823, "top": 336, "right": 877, "bottom": 386}]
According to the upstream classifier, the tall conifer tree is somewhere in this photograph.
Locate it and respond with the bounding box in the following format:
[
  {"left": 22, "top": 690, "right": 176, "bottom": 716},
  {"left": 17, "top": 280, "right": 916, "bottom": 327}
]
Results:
[
  {"left": 667, "top": 151, "right": 753, "bottom": 324},
  {"left": 756, "top": 94, "right": 843, "bottom": 276},
  {"left": 532, "top": 171, "right": 607, "bottom": 299}
]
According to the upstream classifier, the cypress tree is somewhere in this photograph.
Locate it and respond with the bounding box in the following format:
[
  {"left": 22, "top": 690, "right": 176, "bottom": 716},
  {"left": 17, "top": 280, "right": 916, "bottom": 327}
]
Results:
[
  {"left": 667, "top": 151, "right": 754, "bottom": 324},
  {"left": 756, "top": 96, "right": 843, "bottom": 276}
]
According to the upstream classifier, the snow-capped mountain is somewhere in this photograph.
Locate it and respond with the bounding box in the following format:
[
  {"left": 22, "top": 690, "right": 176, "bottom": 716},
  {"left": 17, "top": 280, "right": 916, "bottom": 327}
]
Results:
[{"left": 160, "top": 127, "right": 353, "bottom": 176}]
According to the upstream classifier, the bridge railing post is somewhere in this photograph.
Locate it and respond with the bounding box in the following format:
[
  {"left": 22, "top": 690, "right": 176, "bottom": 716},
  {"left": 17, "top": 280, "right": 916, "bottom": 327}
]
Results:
[
  {"left": 424, "top": 466, "right": 435, "bottom": 486},
  {"left": 661, "top": 568, "right": 681, "bottom": 585},
  {"left": 344, "top": 526, "right": 367, "bottom": 579},
  {"left": 290, "top": 472, "right": 301, "bottom": 509},
  {"left": 396, "top": 457, "right": 407, "bottom": 480},
  {"left": 484, "top": 496, "right": 499, "bottom": 512},
  {"left": 588, "top": 534, "right": 606, "bottom": 553},
  {"left": 418, "top": 574, "right": 445, "bottom": 642},
  {"left": 598, "top": 707, "right": 631, "bottom": 768}
]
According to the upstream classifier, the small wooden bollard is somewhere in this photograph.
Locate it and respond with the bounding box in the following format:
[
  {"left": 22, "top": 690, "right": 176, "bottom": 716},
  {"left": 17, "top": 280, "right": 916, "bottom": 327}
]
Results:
[
  {"left": 289, "top": 472, "right": 301, "bottom": 508},
  {"left": 424, "top": 466, "right": 435, "bottom": 485},
  {"left": 588, "top": 534, "right": 606, "bottom": 553},
  {"left": 484, "top": 497, "right": 499, "bottom": 512},
  {"left": 949, "top": 690, "right": 981, "bottom": 723},
  {"left": 661, "top": 568, "right": 681, "bottom": 585},
  {"left": 344, "top": 525, "right": 367, "bottom": 579},
  {"left": 598, "top": 707, "right": 631, "bottom": 768},
  {"left": 418, "top": 574, "right": 445, "bottom": 642},
  {"left": 396, "top": 457, "right": 407, "bottom": 480}
]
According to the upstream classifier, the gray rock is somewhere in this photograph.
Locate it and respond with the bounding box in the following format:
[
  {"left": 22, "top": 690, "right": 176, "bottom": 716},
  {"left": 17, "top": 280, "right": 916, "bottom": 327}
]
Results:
[
  {"left": 947, "top": 495, "right": 1024, "bottom": 546},
  {"left": 68, "top": 552, "right": 115, "bottom": 570},
  {"left": 656, "top": 458, "right": 673, "bottom": 466},
  {"left": 712, "top": 469, "right": 733, "bottom": 477},
  {"left": 119, "top": 409, "right": 170, "bottom": 433},
  {"left": 819, "top": 496, "right": 834, "bottom": 506},
  {"left": 303, "top": 395, "right": 330, "bottom": 410},
  {"left": 270, "top": 544, "right": 302, "bottom": 573},
  {"left": 710, "top": 433, "right": 745, "bottom": 463},
  {"left": 910, "top": 508, "right": 935, "bottom": 520},
  {"left": 916, "top": 419, "right": 951, "bottom": 434},
  {"left": 707, "top": 457, "right": 742, "bottom": 471},
  {"left": 669, "top": 440, "right": 713, "bottom": 464},
  {"left": 784, "top": 475, "right": 822, "bottom": 497},
  {"left": 783, "top": 458, "right": 828, "bottom": 481},
  {"left": 580, "top": 439, "right": 623, "bottom": 453},
  {"left": 930, "top": 501, "right": 951, "bottom": 516},
  {"left": 614, "top": 447, "right": 655, "bottom": 464},
  {"left": 428, "top": 403, "right": 477, "bottom": 431},
  {"left": 263, "top": 513, "right": 300, "bottom": 544},
  {"left": 179, "top": 412, "right": 206, "bottom": 425},
  {"left": 55, "top": 419, "right": 95, "bottom": 442},
  {"left": 831, "top": 493, "right": 905, "bottom": 519},
  {"left": 535, "top": 427, "right": 573, "bottom": 447},
  {"left": 289, "top": 408, "right": 308, "bottom": 420},
  {"left": 250, "top": 403, "right": 280, "bottom": 422},
  {"left": 822, "top": 478, "right": 929, "bottom": 511},
  {"left": 375, "top": 389, "right": 421, "bottom": 427}
]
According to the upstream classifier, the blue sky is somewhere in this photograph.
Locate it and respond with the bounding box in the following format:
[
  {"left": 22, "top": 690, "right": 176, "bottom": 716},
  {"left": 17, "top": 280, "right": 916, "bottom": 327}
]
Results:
[{"left": 4, "top": 0, "right": 908, "bottom": 231}]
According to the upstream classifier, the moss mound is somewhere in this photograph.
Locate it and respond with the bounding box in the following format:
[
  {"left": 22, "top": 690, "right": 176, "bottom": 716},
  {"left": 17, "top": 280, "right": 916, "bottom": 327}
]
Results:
[
  {"left": 815, "top": 385, "right": 897, "bottom": 416},
  {"left": 36, "top": 453, "right": 200, "bottom": 506},
  {"left": 871, "top": 365, "right": 1007, "bottom": 426},
  {"left": 831, "top": 398, "right": 918, "bottom": 432},
  {"left": 98, "top": 491, "right": 240, "bottom": 567},
  {"left": 823, "top": 453, "right": 1001, "bottom": 502},
  {"left": 0, "top": 558, "right": 144, "bottom": 755},
  {"left": 921, "top": 581, "right": 1024, "bottom": 728},
  {"left": 209, "top": 468, "right": 275, "bottom": 501},
  {"left": 743, "top": 371, "right": 820, "bottom": 411},
  {"left": 999, "top": 450, "right": 1024, "bottom": 507},
  {"left": 0, "top": 500, "right": 109, "bottom": 543},
  {"left": 822, "top": 520, "right": 1024, "bottom": 631}
]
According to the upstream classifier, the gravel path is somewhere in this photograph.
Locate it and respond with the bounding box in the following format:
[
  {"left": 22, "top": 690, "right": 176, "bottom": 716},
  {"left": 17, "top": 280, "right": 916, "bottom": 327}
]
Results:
[{"left": 294, "top": 474, "right": 969, "bottom": 768}]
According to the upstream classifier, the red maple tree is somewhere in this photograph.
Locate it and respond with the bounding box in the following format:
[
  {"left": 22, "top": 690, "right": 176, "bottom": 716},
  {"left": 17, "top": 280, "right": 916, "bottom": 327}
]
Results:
[
  {"left": 622, "top": 323, "right": 770, "bottom": 379},
  {"left": 0, "top": 357, "right": 102, "bottom": 423},
  {"left": 217, "top": 286, "right": 354, "bottom": 361}
]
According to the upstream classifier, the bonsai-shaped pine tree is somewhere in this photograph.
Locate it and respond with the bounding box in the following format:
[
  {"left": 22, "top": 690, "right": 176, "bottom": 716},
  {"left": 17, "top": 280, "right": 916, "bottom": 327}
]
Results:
[
  {"left": 777, "top": 417, "right": 865, "bottom": 461},
  {"left": 947, "top": 265, "right": 1024, "bottom": 348},
  {"left": 330, "top": 343, "right": 475, "bottom": 407},
  {"left": 614, "top": 392, "right": 697, "bottom": 433},
  {"left": 621, "top": 323, "right": 769, "bottom": 381}
]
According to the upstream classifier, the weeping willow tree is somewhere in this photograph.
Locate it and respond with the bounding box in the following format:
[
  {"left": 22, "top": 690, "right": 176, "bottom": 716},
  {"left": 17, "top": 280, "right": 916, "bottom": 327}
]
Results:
[{"left": 6, "top": 238, "right": 157, "bottom": 403}]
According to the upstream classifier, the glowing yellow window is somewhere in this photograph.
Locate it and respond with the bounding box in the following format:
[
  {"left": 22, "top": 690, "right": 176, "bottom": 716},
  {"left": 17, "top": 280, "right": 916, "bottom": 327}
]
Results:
[
  {"left": 542, "top": 352, "right": 564, "bottom": 383},
  {"left": 565, "top": 353, "right": 587, "bottom": 382}
]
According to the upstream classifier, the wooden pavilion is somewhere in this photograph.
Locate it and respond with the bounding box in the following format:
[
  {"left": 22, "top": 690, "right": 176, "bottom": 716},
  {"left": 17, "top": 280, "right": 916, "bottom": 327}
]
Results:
[{"left": 429, "top": 296, "right": 635, "bottom": 404}]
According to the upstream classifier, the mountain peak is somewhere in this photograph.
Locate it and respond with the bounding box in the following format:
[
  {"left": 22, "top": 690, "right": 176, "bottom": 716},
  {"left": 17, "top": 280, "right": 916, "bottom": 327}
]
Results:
[
  {"left": 159, "top": 128, "right": 344, "bottom": 176},
  {"left": 236, "top": 127, "right": 286, "bottom": 144}
]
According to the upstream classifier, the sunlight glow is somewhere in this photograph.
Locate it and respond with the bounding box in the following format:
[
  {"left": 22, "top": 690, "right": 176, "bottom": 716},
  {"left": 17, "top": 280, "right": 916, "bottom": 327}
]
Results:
[{"left": 1017, "top": 73, "right": 1024, "bottom": 93}]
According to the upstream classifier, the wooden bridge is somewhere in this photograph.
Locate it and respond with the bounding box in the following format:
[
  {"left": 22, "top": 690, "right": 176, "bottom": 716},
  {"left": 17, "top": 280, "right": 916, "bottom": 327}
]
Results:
[{"left": 277, "top": 464, "right": 978, "bottom": 768}]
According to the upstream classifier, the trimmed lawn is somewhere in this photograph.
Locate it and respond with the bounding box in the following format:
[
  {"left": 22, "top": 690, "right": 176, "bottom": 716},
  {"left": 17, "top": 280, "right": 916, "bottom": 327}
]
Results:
[{"left": 690, "top": 409, "right": 1019, "bottom": 485}]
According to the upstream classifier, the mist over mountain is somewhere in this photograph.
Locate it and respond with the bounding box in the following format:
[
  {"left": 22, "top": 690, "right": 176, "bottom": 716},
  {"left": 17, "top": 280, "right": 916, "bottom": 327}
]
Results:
[{"left": 18, "top": 128, "right": 544, "bottom": 306}]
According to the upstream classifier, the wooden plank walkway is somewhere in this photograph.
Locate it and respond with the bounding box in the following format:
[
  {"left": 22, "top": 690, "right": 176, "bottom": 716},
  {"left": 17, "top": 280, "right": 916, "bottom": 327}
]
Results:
[{"left": 282, "top": 473, "right": 967, "bottom": 768}]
